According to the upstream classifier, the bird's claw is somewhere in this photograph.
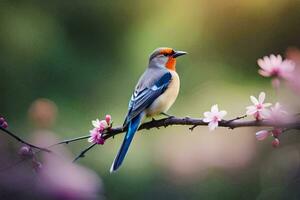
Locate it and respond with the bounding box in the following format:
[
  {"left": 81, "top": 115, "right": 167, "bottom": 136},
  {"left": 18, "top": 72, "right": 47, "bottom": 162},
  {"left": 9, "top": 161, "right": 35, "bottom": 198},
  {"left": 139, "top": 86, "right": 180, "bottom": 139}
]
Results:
[{"left": 161, "top": 112, "right": 174, "bottom": 118}]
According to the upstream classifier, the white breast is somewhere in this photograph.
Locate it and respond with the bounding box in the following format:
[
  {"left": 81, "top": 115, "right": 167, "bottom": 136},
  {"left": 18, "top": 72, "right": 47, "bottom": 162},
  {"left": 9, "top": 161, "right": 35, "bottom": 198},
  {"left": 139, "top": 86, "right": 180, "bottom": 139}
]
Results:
[{"left": 146, "top": 70, "right": 180, "bottom": 117}]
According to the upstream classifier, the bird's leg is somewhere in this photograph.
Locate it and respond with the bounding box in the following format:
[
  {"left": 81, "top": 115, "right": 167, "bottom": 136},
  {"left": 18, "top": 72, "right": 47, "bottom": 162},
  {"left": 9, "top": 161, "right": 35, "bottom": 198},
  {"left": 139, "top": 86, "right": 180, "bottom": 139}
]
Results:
[{"left": 161, "top": 112, "right": 174, "bottom": 118}]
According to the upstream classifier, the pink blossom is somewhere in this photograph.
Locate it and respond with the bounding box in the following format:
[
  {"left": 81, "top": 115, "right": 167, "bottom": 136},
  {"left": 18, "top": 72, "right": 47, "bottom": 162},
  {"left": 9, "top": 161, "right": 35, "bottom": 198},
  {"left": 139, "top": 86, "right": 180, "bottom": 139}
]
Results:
[
  {"left": 255, "top": 130, "right": 271, "bottom": 141},
  {"left": 262, "top": 102, "right": 288, "bottom": 123},
  {"left": 203, "top": 104, "right": 227, "bottom": 131},
  {"left": 92, "top": 119, "right": 108, "bottom": 132},
  {"left": 88, "top": 128, "right": 105, "bottom": 145},
  {"left": 246, "top": 92, "right": 271, "bottom": 120},
  {"left": 258, "top": 54, "right": 295, "bottom": 80},
  {"left": 89, "top": 117, "right": 109, "bottom": 144}
]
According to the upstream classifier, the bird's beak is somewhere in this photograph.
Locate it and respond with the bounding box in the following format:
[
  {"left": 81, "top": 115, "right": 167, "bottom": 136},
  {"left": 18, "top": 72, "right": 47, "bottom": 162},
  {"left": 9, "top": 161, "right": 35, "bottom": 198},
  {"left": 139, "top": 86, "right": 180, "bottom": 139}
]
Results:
[{"left": 172, "top": 50, "right": 187, "bottom": 58}]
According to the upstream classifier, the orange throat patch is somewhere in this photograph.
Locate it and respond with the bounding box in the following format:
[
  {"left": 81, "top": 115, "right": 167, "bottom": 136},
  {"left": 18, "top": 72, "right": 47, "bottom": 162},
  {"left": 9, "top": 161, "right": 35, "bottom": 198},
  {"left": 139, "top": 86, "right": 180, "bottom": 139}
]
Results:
[{"left": 166, "top": 57, "right": 176, "bottom": 71}]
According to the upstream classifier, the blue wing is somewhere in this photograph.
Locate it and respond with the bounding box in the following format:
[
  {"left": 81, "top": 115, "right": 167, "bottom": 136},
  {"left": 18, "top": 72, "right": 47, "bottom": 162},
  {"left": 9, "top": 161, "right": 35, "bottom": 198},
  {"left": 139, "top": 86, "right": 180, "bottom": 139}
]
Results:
[{"left": 123, "top": 72, "right": 172, "bottom": 127}]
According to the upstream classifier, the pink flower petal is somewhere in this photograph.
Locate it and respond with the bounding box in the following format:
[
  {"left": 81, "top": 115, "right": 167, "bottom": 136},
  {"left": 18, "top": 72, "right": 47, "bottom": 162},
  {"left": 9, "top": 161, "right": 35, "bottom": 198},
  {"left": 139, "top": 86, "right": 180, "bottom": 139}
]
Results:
[
  {"left": 211, "top": 104, "right": 219, "bottom": 114},
  {"left": 218, "top": 110, "right": 227, "bottom": 118},
  {"left": 262, "top": 103, "right": 272, "bottom": 107},
  {"left": 250, "top": 96, "right": 258, "bottom": 105},
  {"left": 208, "top": 121, "right": 218, "bottom": 131},
  {"left": 246, "top": 107, "right": 257, "bottom": 115},
  {"left": 258, "top": 69, "right": 271, "bottom": 77},
  {"left": 258, "top": 92, "right": 265, "bottom": 104},
  {"left": 92, "top": 119, "right": 100, "bottom": 128},
  {"left": 203, "top": 111, "right": 213, "bottom": 119},
  {"left": 258, "top": 59, "right": 271, "bottom": 71}
]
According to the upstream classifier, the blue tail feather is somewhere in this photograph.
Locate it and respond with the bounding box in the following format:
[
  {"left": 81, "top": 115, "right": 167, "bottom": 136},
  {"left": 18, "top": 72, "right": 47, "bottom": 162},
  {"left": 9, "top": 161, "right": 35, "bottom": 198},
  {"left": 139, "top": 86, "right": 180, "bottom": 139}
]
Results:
[{"left": 110, "top": 113, "right": 142, "bottom": 172}]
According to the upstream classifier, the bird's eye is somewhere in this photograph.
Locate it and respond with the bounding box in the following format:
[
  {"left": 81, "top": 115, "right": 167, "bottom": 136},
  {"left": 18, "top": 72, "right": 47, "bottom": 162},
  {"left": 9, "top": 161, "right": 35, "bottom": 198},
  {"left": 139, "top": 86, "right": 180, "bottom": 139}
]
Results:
[{"left": 163, "top": 53, "right": 168, "bottom": 56}]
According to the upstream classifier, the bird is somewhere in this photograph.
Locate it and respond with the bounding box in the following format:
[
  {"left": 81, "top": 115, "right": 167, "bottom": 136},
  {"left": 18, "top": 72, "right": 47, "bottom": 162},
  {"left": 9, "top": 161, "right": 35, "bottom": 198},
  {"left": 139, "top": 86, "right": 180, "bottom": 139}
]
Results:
[{"left": 110, "top": 47, "right": 187, "bottom": 172}]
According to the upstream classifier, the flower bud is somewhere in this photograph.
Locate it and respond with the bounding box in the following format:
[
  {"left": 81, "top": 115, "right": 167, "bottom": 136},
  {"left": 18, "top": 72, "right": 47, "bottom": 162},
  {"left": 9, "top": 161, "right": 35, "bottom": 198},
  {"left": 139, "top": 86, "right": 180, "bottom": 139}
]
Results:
[
  {"left": 19, "top": 146, "right": 34, "bottom": 159},
  {"left": 1, "top": 121, "right": 8, "bottom": 129},
  {"left": 0, "top": 117, "right": 5, "bottom": 124},
  {"left": 105, "top": 114, "right": 111, "bottom": 125},
  {"left": 97, "top": 136, "right": 105, "bottom": 145},
  {"left": 272, "top": 128, "right": 282, "bottom": 138},
  {"left": 255, "top": 130, "right": 270, "bottom": 141},
  {"left": 272, "top": 138, "right": 280, "bottom": 148}
]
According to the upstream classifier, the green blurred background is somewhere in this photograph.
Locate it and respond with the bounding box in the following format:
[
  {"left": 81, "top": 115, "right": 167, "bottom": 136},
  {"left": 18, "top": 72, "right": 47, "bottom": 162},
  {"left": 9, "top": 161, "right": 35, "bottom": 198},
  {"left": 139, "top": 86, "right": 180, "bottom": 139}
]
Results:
[{"left": 1, "top": 0, "right": 300, "bottom": 199}]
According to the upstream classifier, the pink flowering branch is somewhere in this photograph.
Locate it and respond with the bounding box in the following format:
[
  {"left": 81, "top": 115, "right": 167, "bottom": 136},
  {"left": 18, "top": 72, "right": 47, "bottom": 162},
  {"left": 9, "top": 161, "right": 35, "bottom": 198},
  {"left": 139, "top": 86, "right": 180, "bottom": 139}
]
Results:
[
  {"left": 101, "top": 116, "right": 300, "bottom": 139},
  {"left": 51, "top": 114, "right": 300, "bottom": 163}
]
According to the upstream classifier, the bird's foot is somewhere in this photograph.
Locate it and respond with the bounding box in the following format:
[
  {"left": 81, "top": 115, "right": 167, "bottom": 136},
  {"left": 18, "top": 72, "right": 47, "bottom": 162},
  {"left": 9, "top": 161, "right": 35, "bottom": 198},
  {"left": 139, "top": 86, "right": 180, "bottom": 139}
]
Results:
[{"left": 161, "top": 112, "right": 175, "bottom": 119}]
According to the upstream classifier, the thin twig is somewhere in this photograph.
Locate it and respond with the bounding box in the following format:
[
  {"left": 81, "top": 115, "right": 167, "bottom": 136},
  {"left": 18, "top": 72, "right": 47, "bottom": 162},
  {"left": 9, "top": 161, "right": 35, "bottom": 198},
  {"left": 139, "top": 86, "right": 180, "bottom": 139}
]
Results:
[
  {"left": 73, "top": 143, "right": 97, "bottom": 163},
  {"left": 48, "top": 135, "right": 90, "bottom": 148},
  {"left": 226, "top": 114, "right": 247, "bottom": 123},
  {"left": 0, "top": 127, "right": 51, "bottom": 152}
]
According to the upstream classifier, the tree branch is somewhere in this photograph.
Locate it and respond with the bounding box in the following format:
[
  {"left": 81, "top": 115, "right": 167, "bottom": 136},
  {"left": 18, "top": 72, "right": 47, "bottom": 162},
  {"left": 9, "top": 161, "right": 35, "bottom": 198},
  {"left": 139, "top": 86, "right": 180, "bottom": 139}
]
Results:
[
  {"left": 48, "top": 135, "right": 90, "bottom": 148},
  {"left": 102, "top": 116, "right": 300, "bottom": 139},
  {"left": 0, "top": 127, "right": 51, "bottom": 152},
  {"left": 48, "top": 116, "right": 300, "bottom": 162},
  {"left": 73, "top": 143, "right": 97, "bottom": 162},
  {"left": 58, "top": 116, "right": 300, "bottom": 147}
]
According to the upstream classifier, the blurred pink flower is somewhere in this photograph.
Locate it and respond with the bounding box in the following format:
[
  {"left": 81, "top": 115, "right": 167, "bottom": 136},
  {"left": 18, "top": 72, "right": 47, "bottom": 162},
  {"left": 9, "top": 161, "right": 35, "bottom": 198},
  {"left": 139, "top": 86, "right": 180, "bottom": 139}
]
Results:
[
  {"left": 255, "top": 130, "right": 271, "bottom": 141},
  {"left": 38, "top": 151, "right": 102, "bottom": 200},
  {"left": 258, "top": 55, "right": 295, "bottom": 84},
  {"left": 262, "top": 102, "right": 288, "bottom": 123},
  {"left": 203, "top": 104, "right": 227, "bottom": 131},
  {"left": 285, "top": 48, "right": 300, "bottom": 94},
  {"left": 246, "top": 92, "right": 271, "bottom": 120},
  {"left": 88, "top": 128, "right": 105, "bottom": 145}
]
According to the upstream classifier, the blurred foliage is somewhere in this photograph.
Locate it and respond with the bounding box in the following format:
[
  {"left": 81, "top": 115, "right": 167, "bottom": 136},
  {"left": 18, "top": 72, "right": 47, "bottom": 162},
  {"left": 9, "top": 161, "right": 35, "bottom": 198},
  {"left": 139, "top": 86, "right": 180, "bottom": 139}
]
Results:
[{"left": 1, "top": 0, "right": 300, "bottom": 199}]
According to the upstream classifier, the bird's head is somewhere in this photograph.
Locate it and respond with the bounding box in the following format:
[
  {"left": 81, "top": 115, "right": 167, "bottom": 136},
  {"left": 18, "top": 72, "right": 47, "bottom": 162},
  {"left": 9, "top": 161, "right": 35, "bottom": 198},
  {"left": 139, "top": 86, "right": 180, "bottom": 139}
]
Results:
[{"left": 149, "top": 47, "right": 187, "bottom": 71}]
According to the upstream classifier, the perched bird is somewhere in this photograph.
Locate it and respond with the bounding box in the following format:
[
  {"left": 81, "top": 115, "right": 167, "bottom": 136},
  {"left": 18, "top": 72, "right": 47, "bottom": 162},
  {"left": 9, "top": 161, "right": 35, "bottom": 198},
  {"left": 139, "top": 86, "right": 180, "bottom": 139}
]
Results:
[{"left": 110, "top": 47, "right": 187, "bottom": 172}]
